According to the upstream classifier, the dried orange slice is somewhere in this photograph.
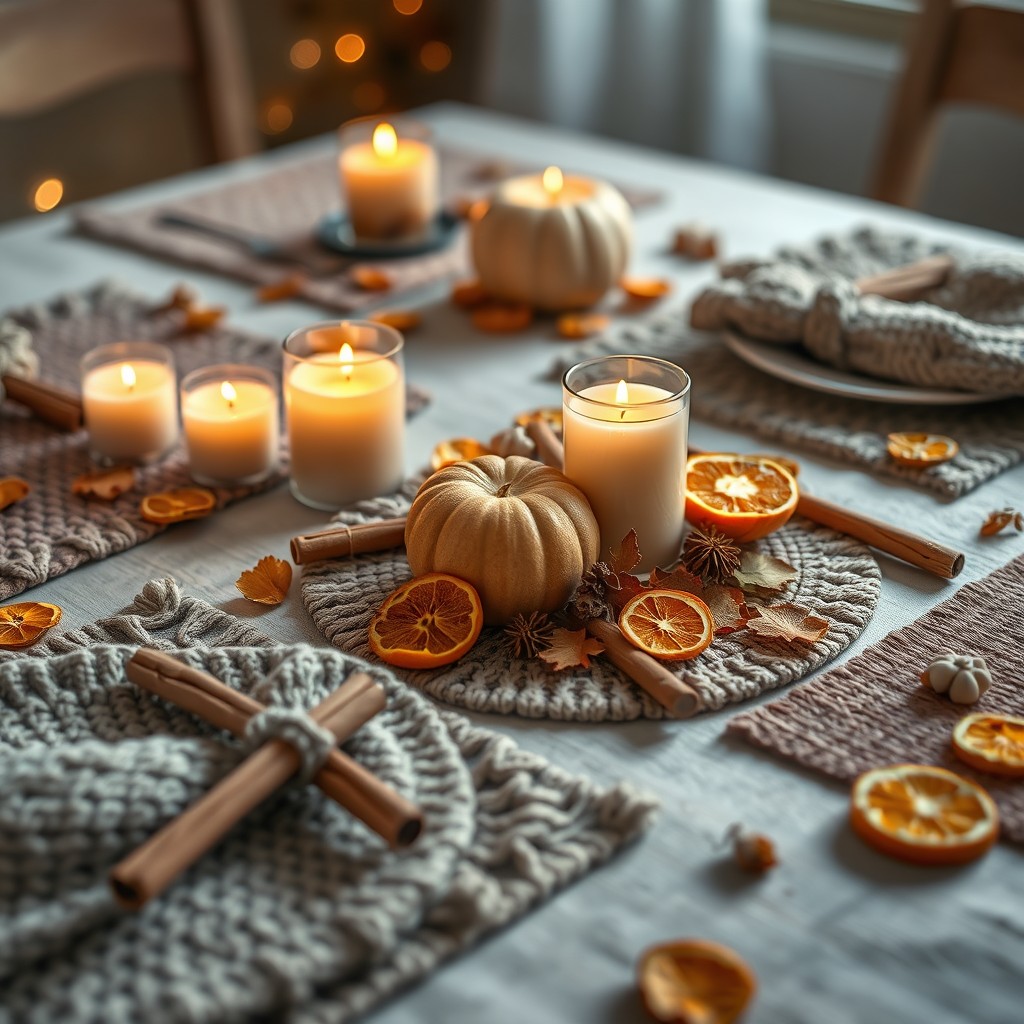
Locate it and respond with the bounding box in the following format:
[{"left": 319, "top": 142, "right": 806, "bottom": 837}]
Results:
[
  {"left": 747, "top": 453, "right": 800, "bottom": 478},
  {"left": 368, "top": 572, "right": 483, "bottom": 669},
  {"left": 471, "top": 302, "right": 533, "bottom": 333},
  {"left": 0, "top": 601, "right": 62, "bottom": 648},
  {"left": 619, "top": 590, "right": 715, "bottom": 662},
  {"left": 430, "top": 437, "right": 492, "bottom": 471},
  {"left": 0, "top": 476, "right": 30, "bottom": 512},
  {"left": 514, "top": 407, "right": 563, "bottom": 437},
  {"left": 638, "top": 938, "right": 756, "bottom": 1024},
  {"left": 621, "top": 276, "right": 672, "bottom": 300},
  {"left": 886, "top": 432, "right": 959, "bottom": 467},
  {"left": 850, "top": 764, "right": 999, "bottom": 865},
  {"left": 556, "top": 312, "right": 611, "bottom": 340},
  {"left": 685, "top": 454, "right": 798, "bottom": 543},
  {"left": 351, "top": 266, "right": 393, "bottom": 292},
  {"left": 140, "top": 487, "right": 217, "bottom": 525},
  {"left": 71, "top": 466, "right": 135, "bottom": 501},
  {"left": 368, "top": 309, "right": 422, "bottom": 332},
  {"left": 450, "top": 279, "right": 489, "bottom": 308},
  {"left": 952, "top": 713, "right": 1024, "bottom": 777}
]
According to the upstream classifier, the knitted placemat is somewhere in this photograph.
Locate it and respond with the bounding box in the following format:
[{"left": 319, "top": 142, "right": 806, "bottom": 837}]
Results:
[
  {"left": 0, "top": 579, "right": 657, "bottom": 1024},
  {"left": 550, "top": 312, "right": 1024, "bottom": 500},
  {"left": 299, "top": 476, "right": 881, "bottom": 720},
  {"left": 727, "top": 550, "right": 1024, "bottom": 844},
  {"left": 75, "top": 145, "right": 662, "bottom": 313},
  {"left": 0, "top": 281, "right": 429, "bottom": 600}
]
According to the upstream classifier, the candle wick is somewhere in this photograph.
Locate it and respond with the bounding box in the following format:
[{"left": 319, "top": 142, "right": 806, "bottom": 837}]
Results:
[{"left": 620, "top": 409, "right": 626, "bottom": 420}]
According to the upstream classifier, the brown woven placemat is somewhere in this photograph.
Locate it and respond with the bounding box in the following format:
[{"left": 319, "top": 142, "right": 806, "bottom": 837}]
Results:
[
  {"left": 75, "top": 145, "right": 663, "bottom": 313},
  {"left": 0, "top": 281, "right": 429, "bottom": 600},
  {"left": 728, "top": 550, "right": 1024, "bottom": 844}
]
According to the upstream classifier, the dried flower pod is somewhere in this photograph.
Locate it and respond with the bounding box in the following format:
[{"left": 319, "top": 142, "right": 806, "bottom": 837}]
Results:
[
  {"left": 726, "top": 824, "right": 778, "bottom": 874},
  {"left": 488, "top": 425, "right": 535, "bottom": 459},
  {"left": 920, "top": 653, "right": 992, "bottom": 705},
  {"left": 503, "top": 611, "right": 555, "bottom": 659},
  {"left": 672, "top": 222, "right": 719, "bottom": 261},
  {"left": 681, "top": 525, "right": 742, "bottom": 584}
]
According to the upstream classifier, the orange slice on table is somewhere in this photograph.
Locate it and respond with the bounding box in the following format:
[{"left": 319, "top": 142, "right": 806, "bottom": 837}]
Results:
[
  {"left": 618, "top": 590, "right": 715, "bottom": 662},
  {"left": 140, "top": 487, "right": 217, "bottom": 525},
  {"left": 886, "top": 432, "right": 959, "bottom": 467},
  {"left": 556, "top": 312, "right": 611, "bottom": 340},
  {"left": 450, "top": 279, "right": 490, "bottom": 308},
  {"left": 685, "top": 454, "right": 798, "bottom": 543},
  {"left": 430, "top": 437, "right": 492, "bottom": 472},
  {"left": 637, "top": 938, "right": 756, "bottom": 1024},
  {"left": 952, "top": 713, "right": 1024, "bottom": 777},
  {"left": 0, "top": 601, "right": 62, "bottom": 648},
  {"left": 621, "top": 276, "right": 673, "bottom": 301},
  {"left": 471, "top": 302, "right": 534, "bottom": 333},
  {"left": 368, "top": 572, "right": 484, "bottom": 669},
  {"left": 849, "top": 764, "right": 999, "bottom": 865}
]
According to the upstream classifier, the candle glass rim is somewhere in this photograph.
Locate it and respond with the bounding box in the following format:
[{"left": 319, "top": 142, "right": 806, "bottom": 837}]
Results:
[
  {"left": 282, "top": 320, "right": 404, "bottom": 364},
  {"left": 80, "top": 339, "right": 176, "bottom": 374},
  {"left": 562, "top": 355, "right": 691, "bottom": 409},
  {"left": 337, "top": 113, "right": 434, "bottom": 146},
  {"left": 180, "top": 363, "right": 278, "bottom": 394}
]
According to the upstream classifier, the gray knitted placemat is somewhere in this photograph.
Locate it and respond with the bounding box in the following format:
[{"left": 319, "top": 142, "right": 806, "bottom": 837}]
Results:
[
  {"left": 299, "top": 476, "right": 881, "bottom": 720},
  {"left": 75, "top": 145, "right": 662, "bottom": 313},
  {"left": 550, "top": 312, "right": 1024, "bottom": 500},
  {"left": 727, "top": 550, "right": 1024, "bottom": 845},
  {"left": 0, "top": 578, "right": 657, "bottom": 1023},
  {"left": 0, "top": 281, "right": 429, "bottom": 601},
  {"left": 689, "top": 226, "right": 1024, "bottom": 395}
]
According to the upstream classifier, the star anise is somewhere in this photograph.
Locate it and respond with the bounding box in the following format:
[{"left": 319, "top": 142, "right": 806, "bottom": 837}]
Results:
[
  {"left": 503, "top": 611, "right": 555, "bottom": 659},
  {"left": 681, "top": 525, "right": 742, "bottom": 583}
]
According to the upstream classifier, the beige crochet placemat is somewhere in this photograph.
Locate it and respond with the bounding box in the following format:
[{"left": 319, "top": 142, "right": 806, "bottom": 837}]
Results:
[
  {"left": 727, "top": 551, "right": 1024, "bottom": 844},
  {"left": 300, "top": 475, "right": 881, "bottom": 721},
  {"left": 75, "top": 145, "right": 662, "bottom": 313},
  {"left": 550, "top": 312, "right": 1024, "bottom": 499},
  {"left": 0, "top": 579, "right": 658, "bottom": 1024},
  {"left": 0, "top": 282, "right": 429, "bottom": 600}
]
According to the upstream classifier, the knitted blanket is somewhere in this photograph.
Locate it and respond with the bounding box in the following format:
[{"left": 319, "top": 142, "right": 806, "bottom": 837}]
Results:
[
  {"left": 0, "top": 579, "right": 657, "bottom": 1024},
  {"left": 689, "top": 226, "right": 1024, "bottom": 395}
]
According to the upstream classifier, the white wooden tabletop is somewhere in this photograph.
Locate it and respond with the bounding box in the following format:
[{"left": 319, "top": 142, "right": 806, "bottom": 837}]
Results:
[{"left": 2, "top": 102, "right": 1023, "bottom": 1024}]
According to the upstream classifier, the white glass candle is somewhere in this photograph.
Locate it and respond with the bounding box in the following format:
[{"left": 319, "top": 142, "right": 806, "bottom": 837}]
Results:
[
  {"left": 80, "top": 341, "right": 178, "bottom": 464},
  {"left": 338, "top": 118, "right": 439, "bottom": 240},
  {"left": 181, "top": 365, "right": 279, "bottom": 486},
  {"left": 284, "top": 321, "right": 405, "bottom": 510},
  {"left": 563, "top": 356, "right": 690, "bottom": 573}
]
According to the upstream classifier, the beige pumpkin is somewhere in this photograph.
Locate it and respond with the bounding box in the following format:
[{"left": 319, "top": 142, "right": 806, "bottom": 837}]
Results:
[
  {"left": 405, "top": 455, "right": 600, "bottom": 625},
  {"left": 470, "top": 173, "right": 632, "bottom": 311}
]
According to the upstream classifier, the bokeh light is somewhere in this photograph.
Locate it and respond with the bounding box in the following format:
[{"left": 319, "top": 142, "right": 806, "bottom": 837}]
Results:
[
  {"left": 335, "top": 33, "right": 366, "bottom": 63},
  {"left": 420, "top": 41, "right": 451, "bottom": 72},
  {"left": 394, "top": 0, "right": 423, "bottom": 13},
  {"left": 33, "top": 178, "right": 64, "bottom": 213},
  {"left": 261, "top": 101, "right": 294, "bottom": 134},
  {"left": 289, "top": 38, "right": 321, "bottom": 69},
  {"left": 353, "top": 81, "right": 386, "bottom": 112}
]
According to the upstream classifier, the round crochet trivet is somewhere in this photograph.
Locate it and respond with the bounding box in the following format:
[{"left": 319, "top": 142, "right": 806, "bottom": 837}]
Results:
[
  {"left": 301, "top": 478, "right": 881, "bottom": 720},
  {"left": 0, "top": 644, "right": 476, "bottom": 1022}
]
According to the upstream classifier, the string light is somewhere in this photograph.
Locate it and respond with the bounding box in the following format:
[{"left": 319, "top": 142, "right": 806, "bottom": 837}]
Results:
[
  {"left": 261, "top": 101, "right": 293, "bottom": 134},
  {"left": 289, "top": 39, "right": 321, "bottom": 69},
  {"left": 419, "top": 41, "right": 451, "bottom": 72},
  {"left": 33, "top": 178, "right": 64, "bottom": 213},
  {"left": 335, "top": 33, "right": 366, "bottom": 63},
  {"left": 393, "top": 0, "right": 423, "bottom": 13}
]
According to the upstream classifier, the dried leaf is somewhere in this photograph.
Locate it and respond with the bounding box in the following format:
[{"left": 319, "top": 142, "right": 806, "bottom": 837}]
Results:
[
  {"left": 703, "top": 585, "right": 750, "bottom": 635},
  {"left": 538, "top": 627, "right": 605, "bottom": 671},
  {"left": 746, "top": 603, "right": 828, "bottom": 644},
  {"left": 236, "top": 555, "right": 292, "bottom": 605},
  {"left": 351, "top": 266, "right": 393, "bottom": 292},
  {"left": 71, "top": 465, "right": 135, "bottom": 501},
  {"left": 256, "top": 273, "right": 306, "bottom": 302},
  {"left": 0, "top": 476, "right": 30, "bottom": 512},
  {"left": 604, "top": 571, "right": 648, "bottom": 613},
  {"left": 609, "top": 529, "right": 642, "bottom": 575},
  {"left": 180, "top": 306, "right": 226, "bottom": 333},
  {"left": 980, "top": 507, "right": 1024, "bottom": 537},
  {"left": 730, "top": 550, "right": 798, "bottom": 592},
  {"left": 150, "top": 284, "right": 197, "bottom": 315},
  {"left": 648, "top": 565, "right": 705, "bottom": 598}
]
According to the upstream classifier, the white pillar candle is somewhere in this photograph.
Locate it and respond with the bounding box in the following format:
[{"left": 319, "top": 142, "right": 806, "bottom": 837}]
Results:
[
  {"left": 80, "top": 342, "right": 178, "bottom": 464},
  {"left": 181, "top": 365, "right": 279, "bottom": 486},
  {"left": 284, "top": 322, "right": 405, "bottom": 510},
  {"left": 338, "top": 120, "right": 439, "bottom": 240},
  {"left": 563, "top": 357, "right": 690, "bottom": 573}
]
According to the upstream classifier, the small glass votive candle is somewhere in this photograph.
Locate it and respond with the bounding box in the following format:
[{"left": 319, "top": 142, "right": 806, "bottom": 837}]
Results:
[
  {"left": 338, "top": 116, "right": 439, "bottom": 241},
  {"left": 563, "top": 355, "right": 691, "bottom": 573},
  {"left": 180, "top": 364, "right": 279, "bottom": 486},
  {"left": 80, "top": 341, "right": 178, "bottom": 465},
  {"left": 283, "top": 321, "right": 405, "bottom": 510}
]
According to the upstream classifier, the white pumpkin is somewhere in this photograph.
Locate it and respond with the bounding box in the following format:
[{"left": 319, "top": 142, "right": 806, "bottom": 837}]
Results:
[
  {"left": 471, "top": 173, "right": 632, "bottom": 311},
  {"left": 920, "top": 654, "right": 992, "bottom": 705}
]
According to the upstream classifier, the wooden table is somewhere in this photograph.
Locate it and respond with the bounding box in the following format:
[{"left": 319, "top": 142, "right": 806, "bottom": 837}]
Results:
[{"left": 2, "top": 102, "right": 1022, "bottom": 1024}]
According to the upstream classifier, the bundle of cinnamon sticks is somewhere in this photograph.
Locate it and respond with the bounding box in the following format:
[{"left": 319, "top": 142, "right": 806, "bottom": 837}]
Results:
[{"left": 2, "top": 374, "right": 82, "bottom": 431}]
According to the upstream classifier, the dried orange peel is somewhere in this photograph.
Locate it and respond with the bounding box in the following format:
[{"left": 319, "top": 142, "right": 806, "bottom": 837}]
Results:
[
  {"left": 368, "top": 572, "right": 483, "bottom": 669},
  {"left": 619, "top": 589, "right": 715, "bottom": 662},
  {"left": 140, "top": 487, "right": 217, "bottom": 525},
  {"left": 71, "top": 466, "right": 135, "bottom": 501},
  {"left": 638, "top": 938, "right": 756, "bottom": 1024},
  {"left": 351, "top": 266, "right": 393, "bottom": 292},
  {"left": 556, "top": 312, "right": 611, "bottom": 340},
  {"left": 471, "top": 303, "right": 533, "bottom": 333},
  {"left": 952, "top": 713, "right": 1024, "bottom": 777},
  {"left": 0, "top": 601, "right": 62, "bottom": 648},
  {"left": 0, "top": 477, "right": 30, "bottom": 512},
  {"left": 886, "top": 432, "right": 959, "bottom": 467},
  {"left": 621, "top": 276, "right": 672, "bottom": 300},
  {"left": 431, "top": 437, "right": 492, "bottom": 472},
  {"left": 850, "top": 763, "right": 999, "bottom": 865}
]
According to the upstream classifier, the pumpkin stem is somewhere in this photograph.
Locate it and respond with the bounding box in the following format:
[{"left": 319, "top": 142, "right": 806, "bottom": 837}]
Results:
[{"left": 495, "top": 482, "right": 513, "bottom": 497}]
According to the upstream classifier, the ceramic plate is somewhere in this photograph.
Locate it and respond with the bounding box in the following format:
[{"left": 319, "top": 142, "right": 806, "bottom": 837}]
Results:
[
  {"left": 722, "top": 331, "right": 1008, "bottom": 406},
  {"left": 316, "top": 210, "right": 460, "bottom": 258}
]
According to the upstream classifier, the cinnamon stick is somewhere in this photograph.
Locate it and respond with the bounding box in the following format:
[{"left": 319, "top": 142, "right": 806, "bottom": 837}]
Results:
[
  {"left": 524, "top": 418, "right": 564, "bottom": 469},
  {"left": 2, "top": 373, "right": 83, "bottom": 431},
  {"left": 290, "top": 518, "right": 407, "bottom": 564},
  {"left": 586, "top": 618, "right": 701, "bottom": 718},
  {"left": 855, "top": 255, "right": 953, "bottom": 302}
]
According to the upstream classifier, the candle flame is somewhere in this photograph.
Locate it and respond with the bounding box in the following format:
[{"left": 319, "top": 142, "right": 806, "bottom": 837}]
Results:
[
  {"left": 221, "top": 380, "right": 237, "bottom": 406},
  {"left": 340, "top": 341, "right": 354, "bottom": 380},
  {"left": 372, "top": 122, "right": 398, "bottom": 158},
  {"left": 120, "top": 363, "right": 136, "bottom": 390},
  {"left": 615, "top": 379, "right": 629, "bottom": 404},
  {"left": 542, "top": 165, "right": 563, "bottom": 198}
]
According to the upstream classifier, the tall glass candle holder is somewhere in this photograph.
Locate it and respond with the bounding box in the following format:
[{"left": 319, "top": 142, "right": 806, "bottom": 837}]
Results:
[
  {"left": 338, "top": 116, "right": 439, "bottom": 241},
  {"left": 180, "top": 364, "right": 279, "bottom": 486},
  {"left": 80, "top": 341, "right": 178, "bottom": 465},
  {"left": 562, "top": 355, "right": 690, "bottom": 573},
  {"left": 283, "top": 321, "right": 405, "bottom": 510}
]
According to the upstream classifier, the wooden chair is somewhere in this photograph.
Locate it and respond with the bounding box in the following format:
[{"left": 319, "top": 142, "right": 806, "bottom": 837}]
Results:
[
  {"left": 870, "top": 0, "right": 1024, "bottom": 207},
  {"left": 0, "top": 0, "right": 257, "bottom": 164}
]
